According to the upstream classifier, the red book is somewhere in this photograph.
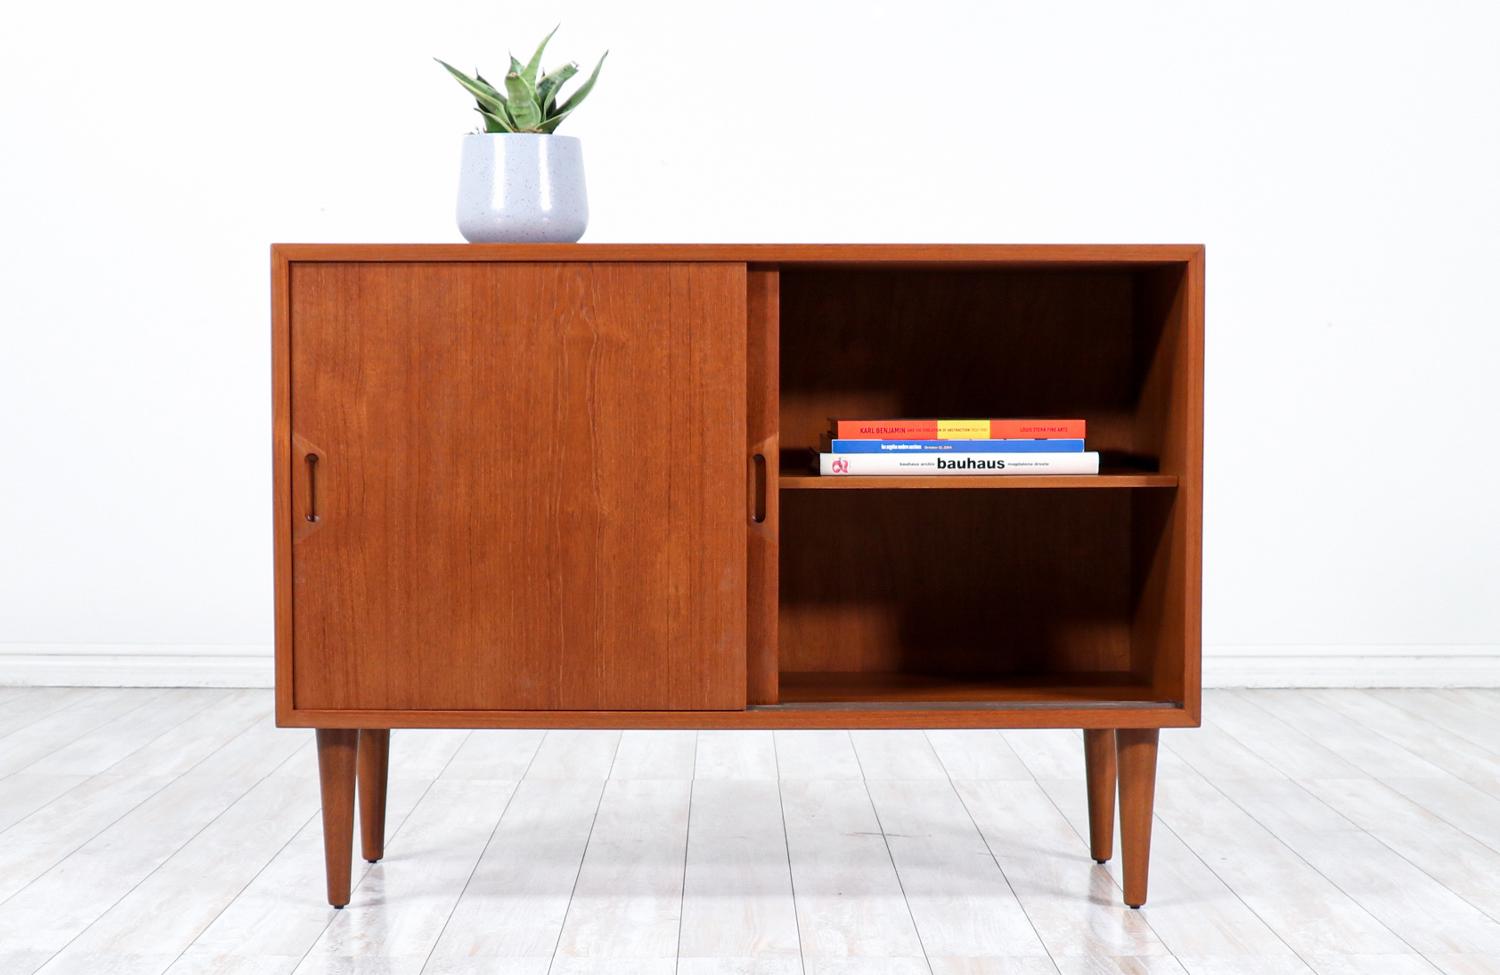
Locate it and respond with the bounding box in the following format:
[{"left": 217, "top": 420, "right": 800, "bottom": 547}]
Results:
[{"left": 834, "top": 419, "right": 1086, "bottom": 440}]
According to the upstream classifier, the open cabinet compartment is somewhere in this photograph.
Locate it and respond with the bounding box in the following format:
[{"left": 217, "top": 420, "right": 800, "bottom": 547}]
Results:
[
  {"left": 765, "top": 259, "right": 1200, "bottom": 712},
  {"left": 778, "top": 263, "right": 1192, "bottom": 478},
  {"left": 777, "top": 488, "right": 1186, "bottom": 707}
]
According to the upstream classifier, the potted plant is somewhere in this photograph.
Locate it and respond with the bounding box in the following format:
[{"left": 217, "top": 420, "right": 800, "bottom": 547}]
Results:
[{"left": 436, "top": 28, "right": 606, "bottom": 243}]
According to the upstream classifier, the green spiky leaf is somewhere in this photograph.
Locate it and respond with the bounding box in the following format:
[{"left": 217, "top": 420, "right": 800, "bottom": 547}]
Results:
[
  {"left": 475, "top": 107, "right": 513, "bottom": 133},
  {"left": 554, "top": 50, "right": 607, "bottom": 118},
  {"left": 436, "top": 29, "right": 605, "bottom": 135},
  {"left": 536, "top": 107, "right": 574, "bottom": 134},
  {"left": 435, "top": 58, "right": 510, "bottom": 118},
  {"left": 471, "top": 71, "right": 514, "bottom": 124},
  {"left": 521, "top": 25, "right": 557, "bottom": 85},
  {"left": 504, "top": 71, "right": 543, "bottom": 130},
  {"left": 537, "top": 62, "right": 578, "bottom": 115}
]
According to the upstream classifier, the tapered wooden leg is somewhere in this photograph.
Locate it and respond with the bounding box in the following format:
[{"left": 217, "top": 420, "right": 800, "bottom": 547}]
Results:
[
  {"left": 1083, "top": 729, "right": 1117, "bottom": 863},
  {"left": 316, "top": 729, "right": 359, "bottom": 908},
  {"left": 358, "top": 729, "right": 391, "bottom": 863},
  {"left": 1116, "top": 728, "right": 1160, "bottom": 908}
]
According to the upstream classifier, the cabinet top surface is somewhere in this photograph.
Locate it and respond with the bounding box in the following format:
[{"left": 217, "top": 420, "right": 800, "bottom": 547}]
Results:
[{"left": 273, "top": 243, "right": 1204, "bottom": 266}]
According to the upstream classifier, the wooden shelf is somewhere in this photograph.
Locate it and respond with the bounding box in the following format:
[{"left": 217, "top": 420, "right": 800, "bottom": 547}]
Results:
[
  {"left": 779, "top": 472, "right": 1177, "bottom": 490},
  {"left": 777, "top": 671, "right": 1174, "bottom": 708}
]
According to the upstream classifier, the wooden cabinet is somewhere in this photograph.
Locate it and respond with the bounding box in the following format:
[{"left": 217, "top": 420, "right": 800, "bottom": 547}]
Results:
[{"left": 272, "top": 243, "right": 1204, "bottom": 911}]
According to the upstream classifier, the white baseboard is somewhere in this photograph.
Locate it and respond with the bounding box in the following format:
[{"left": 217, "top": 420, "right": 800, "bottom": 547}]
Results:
[
  {"left": 1204, "top": 645, "right": 1500, "bottom": 688},
  {"left": 0, "top": 644, "right": 273, "bottom": 688},
  {"left": 2, "top": 643, "right": 1497, "bottom": 689}
]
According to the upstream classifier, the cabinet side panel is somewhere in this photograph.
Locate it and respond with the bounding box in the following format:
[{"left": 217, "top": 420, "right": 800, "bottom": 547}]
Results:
[
  {"left": 288, "top": 261, "right": 746, "bottom": 712},
  {"left": 1130, "top": 255, "right": 1204, "bottom": 715},
  {"left": 273, "top": 251, "right": 294, "bottom": 723},
  {"left": 1181, "top": 252, "right": 1204, "bottom": 717},
  {"left": 747, "top": 268, "right": 779, "bottom": 703}
]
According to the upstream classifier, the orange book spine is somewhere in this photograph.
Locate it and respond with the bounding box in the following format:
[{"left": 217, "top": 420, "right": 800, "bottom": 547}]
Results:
[
  {"left": 835, "top": 419, "right": 1086, "bottom": 440},
  {"left": 836, "top": 420, "right": 941, "bottom": 439}
]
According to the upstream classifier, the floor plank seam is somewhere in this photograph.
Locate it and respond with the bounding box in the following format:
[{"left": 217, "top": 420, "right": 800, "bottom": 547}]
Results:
[
  {"left": 1332, "top": 702, "right": 1500, "bottom": 856},
  {"left": 165, "top": 806, "right": 323, "bottom": 973},
  {"left": 0, "top": 688, "right": 119, "bottom": 746},
  {"left": 671, "top": 731, "right": 699, "bottom": 975},
  {"left": 1333, "top": 689, "right": 1500, "bottom": 854},
  {"left": 1366, "top": 689, "right": 1500, "bottom": 760},
  {"left": 418, "top": 729, "right": 544, "bottom": 974},
  {"left": 1212, "top": 694, "right": 1500, "bottom": 932},
  {"left": 31, "top": 734, "right": 313, "bottom": 974},
  {"left": 848, "top": 731, "right": 936, "bottom": 975},
  {"left": 543, "top": 731, "right": 623, "bottom": 975},
  {"left": 0, "top": 690, "right": 236, "bottom": 842},
  {"left": 1153, "top": 812, "right": 1320, "bottom": 973},
  {"left": 0, "top": 687, "right": 171, "bottom": 779},
  {"left": 924, "top": 730, "right": 1063, "bottom": 975},
  {"left": 1313, "top": 689, "right": 1500, "bottom": 805},
  {"left": 1163, "top": 732, "right": 1450, "bottom": 971},
  {"left": 770, "top": 732, "right": 810, "bottom": 975},
  {"left": 0, "top": 702, "right": 277, "bottom": 907}
]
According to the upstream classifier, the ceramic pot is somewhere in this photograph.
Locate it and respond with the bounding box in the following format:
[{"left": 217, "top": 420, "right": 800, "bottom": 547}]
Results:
[{"left": 456, "top": 133, "right": 588, "bottom": 243}]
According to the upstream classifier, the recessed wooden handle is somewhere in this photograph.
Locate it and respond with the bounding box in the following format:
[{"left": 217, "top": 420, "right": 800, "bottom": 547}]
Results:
[
  {"left": 750, "top": 453, "right": 767, "bottom": 524},
  {"left": 292, "top": 434, "right": 327, "bottom": 542},
  {"left": 305, "top": 452, "right": 320, "bottom": 523}
]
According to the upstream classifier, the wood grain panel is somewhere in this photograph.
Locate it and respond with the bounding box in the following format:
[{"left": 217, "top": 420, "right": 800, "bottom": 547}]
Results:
[
  {"left": 288, "top": 262, "right": 747, "bottom": 712},
  {"left": 1130, "top": 255, "right": 1204, "bottom": 718},
  {"left": 779, "top": 489, "right": 1136, "bottom": 678},
  {"left": 779, "top": 268, "right": 1143, "bottom": 465},
  {"left": 276, "top": 704, "right": 1192, "bottom": 730},
  {"left": 272, "top": 244, "right": 1203, "bottom": 734},
  {"left": 1083, "top": 728, "right": 1116, "bottom": 863},
  {"left": 1117, "top": 727, "right": 1160, "bottom": 907},
  {"left": 315, "top": 728, "right": 357, "bottom": 907},
  {"left": 356, "top": 728, "right": 389, "bottom": 862},
  {"left": 272, "top": 251, "right": 293, "bottom": 721},
  {"left": 777, "top": 672, "right": 1157, "bottom": 704},
  {"left": 746, "top": 267, "right": 780, "bottom": 704},
  {"left": 274, "top": 243, "right": 1205, "bottom": 266}
]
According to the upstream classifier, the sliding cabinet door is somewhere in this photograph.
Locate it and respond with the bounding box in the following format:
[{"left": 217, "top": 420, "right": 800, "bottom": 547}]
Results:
[{"left": 287, "top": 262, "right": 747, "bottom": 711}]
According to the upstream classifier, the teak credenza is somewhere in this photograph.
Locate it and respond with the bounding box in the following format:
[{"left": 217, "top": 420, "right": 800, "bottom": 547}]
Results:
[{"left": 271, "top": 243, "right": 1204, "bottom": 909}]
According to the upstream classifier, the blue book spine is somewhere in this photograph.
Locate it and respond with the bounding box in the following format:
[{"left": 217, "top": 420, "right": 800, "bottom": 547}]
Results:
[{"left": 831, "top": 438, "right": 1086, "bottom": 454}]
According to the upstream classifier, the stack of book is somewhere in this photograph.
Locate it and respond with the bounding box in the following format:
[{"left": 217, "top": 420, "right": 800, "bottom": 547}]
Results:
[{"left": 819, "top": 419, "right": 1099, "bottom": 476}]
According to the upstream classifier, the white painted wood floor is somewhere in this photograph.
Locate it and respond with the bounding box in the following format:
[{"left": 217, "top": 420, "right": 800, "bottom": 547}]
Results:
[{"left": 2, "top": 689, "right": 1500, "bottom": 974}]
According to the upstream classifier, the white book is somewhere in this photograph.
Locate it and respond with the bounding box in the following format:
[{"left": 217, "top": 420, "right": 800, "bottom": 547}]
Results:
[{"left": 819, "top": 451, "right": 1100, "bottom": 476}]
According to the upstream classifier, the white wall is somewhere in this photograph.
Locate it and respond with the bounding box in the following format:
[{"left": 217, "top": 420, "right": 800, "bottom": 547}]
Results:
[{"left": 2, "top": 0, "right": 1497, "bottom": 687}]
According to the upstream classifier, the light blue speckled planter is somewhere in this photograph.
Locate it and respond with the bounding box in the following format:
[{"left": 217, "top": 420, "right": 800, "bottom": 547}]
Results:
[{"left": 456, "top": 134, "right": 588, "bottom": 243}]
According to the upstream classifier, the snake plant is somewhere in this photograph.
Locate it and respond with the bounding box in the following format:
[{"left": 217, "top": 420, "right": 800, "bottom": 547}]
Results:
[{"left": 436, "top": 27, "right": 607, "bottom": 135}]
